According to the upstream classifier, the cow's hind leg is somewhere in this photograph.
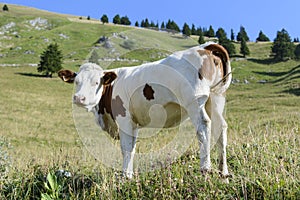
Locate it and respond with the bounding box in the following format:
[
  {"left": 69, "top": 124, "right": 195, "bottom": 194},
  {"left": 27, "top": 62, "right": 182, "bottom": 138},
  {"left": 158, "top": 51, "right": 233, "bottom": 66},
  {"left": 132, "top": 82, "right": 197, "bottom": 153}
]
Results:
[
  {"left": 209, "top": 94, "right": 229, "bottom": 182},
  {"left": 187, "top": 96, "right": 211, "bottom": 174},
  {"left": 119, "top": 121, "right": 138, "bottom": 179}
]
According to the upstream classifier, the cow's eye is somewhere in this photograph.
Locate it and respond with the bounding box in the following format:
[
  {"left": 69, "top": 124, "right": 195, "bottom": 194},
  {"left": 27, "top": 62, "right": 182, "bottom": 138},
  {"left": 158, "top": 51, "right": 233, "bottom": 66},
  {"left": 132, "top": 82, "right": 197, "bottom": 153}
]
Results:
[{"left": 96, "top": 82, "right": 99, "bottom": 85}]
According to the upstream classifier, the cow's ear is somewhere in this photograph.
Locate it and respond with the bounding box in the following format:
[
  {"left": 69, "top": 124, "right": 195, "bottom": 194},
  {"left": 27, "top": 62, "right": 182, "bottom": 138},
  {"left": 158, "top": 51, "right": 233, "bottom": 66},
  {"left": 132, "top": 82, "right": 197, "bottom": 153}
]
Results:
[
  {"left": 58, "top": 69, "right": 77, "bottom": 83},
  {"left": 102, "top": 71, "right": 117, "bottom": 85}
]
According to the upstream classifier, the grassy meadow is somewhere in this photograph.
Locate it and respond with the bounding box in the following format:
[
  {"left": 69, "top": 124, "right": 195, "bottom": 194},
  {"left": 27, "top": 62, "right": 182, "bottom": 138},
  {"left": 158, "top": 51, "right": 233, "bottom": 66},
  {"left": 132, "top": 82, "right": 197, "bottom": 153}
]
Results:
[{"left": 0, "top": 4, "right": 299, "bottom": 199}]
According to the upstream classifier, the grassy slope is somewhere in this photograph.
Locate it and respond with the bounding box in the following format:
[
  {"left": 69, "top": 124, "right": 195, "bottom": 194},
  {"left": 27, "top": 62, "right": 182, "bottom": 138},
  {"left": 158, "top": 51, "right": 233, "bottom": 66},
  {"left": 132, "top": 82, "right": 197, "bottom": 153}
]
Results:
[{"left": 0, "top": 4, "right": 299, "bottom": 199}]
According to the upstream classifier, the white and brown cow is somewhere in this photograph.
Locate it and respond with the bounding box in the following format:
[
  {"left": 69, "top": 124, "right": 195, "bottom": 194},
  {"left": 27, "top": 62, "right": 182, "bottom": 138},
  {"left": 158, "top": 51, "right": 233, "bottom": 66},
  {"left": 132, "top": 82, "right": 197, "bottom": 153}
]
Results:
[{"left": 58, "top": 42, "right": 232, "bottom": 181}]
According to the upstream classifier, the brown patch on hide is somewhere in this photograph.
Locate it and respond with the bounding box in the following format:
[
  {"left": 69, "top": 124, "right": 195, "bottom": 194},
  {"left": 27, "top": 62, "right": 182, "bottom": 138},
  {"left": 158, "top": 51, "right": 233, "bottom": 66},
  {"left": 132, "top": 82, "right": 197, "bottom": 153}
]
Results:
[
  {"left": 111, "top": 95, "right": 126, "bottom": 118},
  {"left": 58, "top": 69, "right": 77, "bottom": 83},
  {"left": 98, "top": 84, "right": 126, "bottom": 120},
  {"left": 98, "top": 84, "right": 113, "bottom": 117},
  {"left": 143, "top": 83, "right": 155, "bottom": 100}
]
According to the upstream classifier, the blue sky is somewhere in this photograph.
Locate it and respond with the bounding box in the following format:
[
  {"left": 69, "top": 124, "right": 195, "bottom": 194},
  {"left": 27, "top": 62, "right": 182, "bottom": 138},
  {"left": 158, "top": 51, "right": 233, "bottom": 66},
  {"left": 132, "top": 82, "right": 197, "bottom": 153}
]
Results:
[{"left": 2, "top": 0, "right": 300, "bottom": 41}]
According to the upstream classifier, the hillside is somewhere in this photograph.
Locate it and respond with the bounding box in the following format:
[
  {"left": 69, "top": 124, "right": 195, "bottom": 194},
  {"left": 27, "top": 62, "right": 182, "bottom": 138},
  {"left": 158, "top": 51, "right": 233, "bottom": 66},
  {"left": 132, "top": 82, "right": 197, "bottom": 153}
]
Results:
[
  {"left": 0, "top": 4, "right": 299, "bottom": 199},
  {"left": 0, "top": 3, "right": 197, "bottom": 68}
]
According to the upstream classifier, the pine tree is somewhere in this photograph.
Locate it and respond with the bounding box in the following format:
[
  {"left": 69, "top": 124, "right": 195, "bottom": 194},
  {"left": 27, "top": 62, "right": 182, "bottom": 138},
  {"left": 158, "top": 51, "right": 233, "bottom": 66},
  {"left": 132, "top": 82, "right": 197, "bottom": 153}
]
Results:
[
  {"left": 206, "top": 25, "right": 215, "bottom": 37},
  {"left": 120, "top": 16, "right": 131, "bottom": 25},
  {"left": 37, "top": 43, "right": 63, "bottom": 77},
  {"left": 100, "top": 14, "right": 109, "bottom": 24},
  {"left": 144, "top": 18, "right": 150, "bottom": 27},
  {"left": 135, "top": 21, "right": 139, "bottom": 27},
  {"left": 237, "top": 26, "right": 250, "bottom": 42},
  {"left": 2, "top": 4, "right": 9, "bottom": 11},
  {"left": 294, "top": 44, "right": 300, "bottom": 60},
  {"left": 160, "top": 22, "right": 165, "bottom": 30},
  {"left": 113, "top": 14, "right": 121, "bottom": 24},
  {"left": 240, "top": 38, "right": 250, "bottom": 57},
  {"left": 87, "top": 16, "right": 90, "bottom": 20},
  {"left": 216, "top": 28, "right": 236, "bottom": 56},
  {"left": 230, "top": 29, "right": 235, "bottom": 41},
  {"left": 198, "top": 32, "right": 205, "bottom": 45},
  {"left": 191, "top": 24, "right": 197, "bottom": 35},
  {"left": 182, "top": 23, "right": 191, "bottom": 36},
  {"left": 272, "top": 29, "right": 294, "bottom": 61},
  {"left": 256, "top": 30, "right": 270, "bottom": 42}
]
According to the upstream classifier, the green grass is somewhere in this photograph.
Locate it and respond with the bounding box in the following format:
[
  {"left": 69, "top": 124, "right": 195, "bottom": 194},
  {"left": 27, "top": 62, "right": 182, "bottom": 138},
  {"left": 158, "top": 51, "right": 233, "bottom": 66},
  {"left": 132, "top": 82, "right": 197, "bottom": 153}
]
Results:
[{"left": 0, "top": 4, "right": 299, "bottom": 199}]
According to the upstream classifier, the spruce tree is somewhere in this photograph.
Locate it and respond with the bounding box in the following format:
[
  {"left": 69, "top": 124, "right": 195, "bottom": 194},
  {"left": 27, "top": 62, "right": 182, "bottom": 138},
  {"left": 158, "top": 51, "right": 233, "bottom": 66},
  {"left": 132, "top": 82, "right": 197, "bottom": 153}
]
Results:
[
  {"left": 100, "top": 14, "right": 108, "bottom": 24},
  {"left": 120, "top": 16, "right": 131, "bottom": 25},
  {"left": 2, "top": 4, "right": 9, "bottom": 11},
  {"left": 198, "top": 32, "right": 205, "bottom": 45},
  {"left": 230, "top": 29, "right": 235, "bottom": 41},
  {"left": 237, "top": 26, "right": 250, "bottom": 42},
  {"left": 240, "top": 38, "right": 250, "bottom": 57},
  {"left": 294, "top": 44, "right": 300, "bottom": 60},
  {"left": 182, "top": 23, "right": 191, "bottom": 36},
  {"left": 160, "top": 22, "right": 165, "bottom": 30},
  {"left": 113, "top": 14, "right": 121, "bottom": 24},
  {"left": 272, "top": 29, "right": 294, "bottom": 61},
  {"left": 191, "top": 24, "right": 197, "bottom": 35},
  {"left": 207, "top": 25, "right": 215, "bottom": 37},
  {"left": 256, "top": 31, "right": 270, "bottom": 42},
  {"left": 37, "top": 43, "right": 63, "bottom": 77},
  {"left": 216, "top": 28, "right": 236, "bottom": 56}
]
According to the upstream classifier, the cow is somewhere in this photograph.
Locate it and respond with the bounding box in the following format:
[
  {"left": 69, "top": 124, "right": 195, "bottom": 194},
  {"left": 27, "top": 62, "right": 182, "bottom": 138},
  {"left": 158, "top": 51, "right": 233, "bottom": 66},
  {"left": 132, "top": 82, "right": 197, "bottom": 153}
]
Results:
[{"left": 58, "top": 42, "right": 232, "bottom": 181}]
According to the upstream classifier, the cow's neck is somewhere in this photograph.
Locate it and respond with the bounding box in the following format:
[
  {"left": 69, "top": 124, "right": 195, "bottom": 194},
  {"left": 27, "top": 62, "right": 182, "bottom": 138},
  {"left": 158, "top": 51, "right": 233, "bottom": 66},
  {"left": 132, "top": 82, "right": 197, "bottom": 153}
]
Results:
[{"left": 94, "top": 84, "right": 119, "bottom": 139}]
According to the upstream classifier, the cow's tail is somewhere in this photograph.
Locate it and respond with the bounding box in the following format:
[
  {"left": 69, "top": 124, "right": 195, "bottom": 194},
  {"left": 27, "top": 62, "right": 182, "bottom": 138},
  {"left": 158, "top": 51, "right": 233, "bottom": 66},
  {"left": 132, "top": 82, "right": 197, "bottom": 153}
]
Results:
[{"left": 203, "top": 43, "right": 232, "bottom": 94}]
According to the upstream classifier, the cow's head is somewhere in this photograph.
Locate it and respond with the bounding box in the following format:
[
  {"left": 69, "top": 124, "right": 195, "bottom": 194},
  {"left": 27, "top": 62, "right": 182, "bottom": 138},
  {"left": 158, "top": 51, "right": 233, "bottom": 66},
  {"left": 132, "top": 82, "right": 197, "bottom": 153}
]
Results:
[{"left": 58, "top": 63, "right": 117, "bottom": 111}]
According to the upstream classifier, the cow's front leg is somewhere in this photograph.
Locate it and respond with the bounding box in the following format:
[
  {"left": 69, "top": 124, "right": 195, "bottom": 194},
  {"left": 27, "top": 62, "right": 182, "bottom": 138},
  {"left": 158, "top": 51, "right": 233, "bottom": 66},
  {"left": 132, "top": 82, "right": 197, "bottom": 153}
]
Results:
[
  {"left": 120, "top": 126, "right": 138, "bottom": 179},
  {"left": 188, "top": 97, "right": 211, "bottom": 174}
]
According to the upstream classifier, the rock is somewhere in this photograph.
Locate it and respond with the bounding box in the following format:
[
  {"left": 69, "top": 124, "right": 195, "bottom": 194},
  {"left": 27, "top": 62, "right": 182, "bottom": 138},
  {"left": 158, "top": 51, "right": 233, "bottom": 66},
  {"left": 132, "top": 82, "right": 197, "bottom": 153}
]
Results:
[
  {"left": 58, "top": 33, "right": 69, "bottom": 39},
  {"left": 27, "top": 18, "right": 50, "bottom": 30},
  {"left": 258, "top": 80, "right": 267, "bottom": 84},
  {"left": 24, "top": 50, "right": 35, "bottom": 55}
]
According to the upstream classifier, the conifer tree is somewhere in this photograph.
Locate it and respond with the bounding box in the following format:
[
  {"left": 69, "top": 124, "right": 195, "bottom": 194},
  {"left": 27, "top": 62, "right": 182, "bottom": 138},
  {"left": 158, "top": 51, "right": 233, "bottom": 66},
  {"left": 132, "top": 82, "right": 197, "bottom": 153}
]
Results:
[
  {"left": 272, "top": 29, "right": 294, "bottom": 61},
  {"left": 120, "top": 16, "right": 131, "bottom": 25},
  {"left": 37, "top": 43, "right": 63, "bottom": 77},
  {"left": 113, "top": 14, "right": 121, "bottom": 24},
  {"left": 230, "top": 29, "right": 235, "bottom": 41},
  {"left": 160, "top": 22, "right": 165, "bottom": 30},
  {"left": 216, "top": 28, "right": 236, "bottom": 56},
  {"left": 294, "top": 44, "right": 300, "bottom": 60},
  {"left": 240, "top": 38, "right": 250, "bottom": 57},
  {"left": 2, "top": 4, "right": 9, "bottom": 11},
  {"left": 256, "top": 30, "right": 270, "bottom": 42},
  {"left": 191, "top": 24, "right": 197, "bottom": 35},
  {"left": 237, "top": 26, "right": 250, "bottom": 42},
  {"left": 182, "top": 23, "right": 191, "bottom": 36},
  {"left": 100, "top": 14, "right": 109, "bottom": 24},
  {"left": 206, "top": 25, "right": 215, "bottom": 37}
]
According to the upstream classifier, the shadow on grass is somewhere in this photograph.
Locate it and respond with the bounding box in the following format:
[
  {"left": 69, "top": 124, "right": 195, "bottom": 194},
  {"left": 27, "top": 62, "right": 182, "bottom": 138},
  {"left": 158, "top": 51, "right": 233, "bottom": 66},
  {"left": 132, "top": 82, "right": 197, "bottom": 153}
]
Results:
[
  {"left": 253, "top": 65, "right": 300, "bottom": 96},
  {"left": 248, "top": 58, "right": 277, "bottom": 65},
  {"left": 15, "top": 72, "right": 49, "bottom": 78}
]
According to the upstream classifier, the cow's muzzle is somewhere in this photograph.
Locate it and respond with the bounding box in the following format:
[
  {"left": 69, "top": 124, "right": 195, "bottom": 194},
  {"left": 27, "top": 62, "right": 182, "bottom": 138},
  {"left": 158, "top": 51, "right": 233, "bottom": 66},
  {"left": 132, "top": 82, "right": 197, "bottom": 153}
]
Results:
[{"left": 73, "top": 95, "right": 86, "bottom": 105}]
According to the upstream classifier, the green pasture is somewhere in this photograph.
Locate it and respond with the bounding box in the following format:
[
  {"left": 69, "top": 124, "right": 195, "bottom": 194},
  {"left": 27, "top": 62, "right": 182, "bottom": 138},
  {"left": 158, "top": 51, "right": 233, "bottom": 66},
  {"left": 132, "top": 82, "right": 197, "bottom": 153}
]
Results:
[{"left": 0, "top": 4, "right": 299, "bottom": 199}]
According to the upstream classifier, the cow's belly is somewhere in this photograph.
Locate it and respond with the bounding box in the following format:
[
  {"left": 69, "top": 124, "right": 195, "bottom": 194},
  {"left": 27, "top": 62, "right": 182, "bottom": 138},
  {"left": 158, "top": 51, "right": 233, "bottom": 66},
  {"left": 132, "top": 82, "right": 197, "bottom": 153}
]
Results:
[{"left": 128, "top": 84, "right": 189, "bottom": 128}]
